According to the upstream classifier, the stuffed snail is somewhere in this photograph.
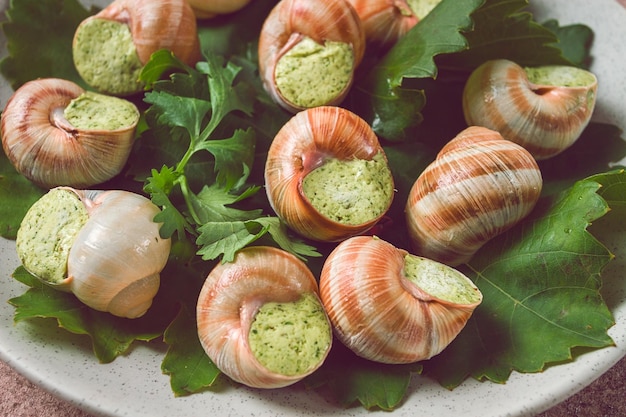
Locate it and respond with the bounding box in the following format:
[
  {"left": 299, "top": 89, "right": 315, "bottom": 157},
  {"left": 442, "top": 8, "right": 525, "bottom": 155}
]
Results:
[
  {"left": 463, "top": 59, "right": 598, "bottom": 160},
  {"left": 1, "top": 78, "right": 139, "bottom": 189},
  {"left": 15, "top": 187, "right": 171, "bottom": 318}
]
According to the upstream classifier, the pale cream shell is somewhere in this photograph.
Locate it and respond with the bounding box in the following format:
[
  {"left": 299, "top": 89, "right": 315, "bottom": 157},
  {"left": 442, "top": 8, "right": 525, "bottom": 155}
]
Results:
[
  {"left": 462, "top": 59, "right": 598, "bottom": 160},
  {"left": 0, "top": 78, "right": 137, "bottom": 188},
  {"left": 264, "top": 106, "right": 394, "bottom": 242},
  {"left": 405, "top": 126, "right": 543, "bottom": 266},
  {"left": 196, "top": 246, "right": 332, "bottom": 389},
  {"left": 319, "top": 235, "right": 482, "bottom": 364},
  {"left": 61, "top": 188, "right": 170, "bottom": 318}
]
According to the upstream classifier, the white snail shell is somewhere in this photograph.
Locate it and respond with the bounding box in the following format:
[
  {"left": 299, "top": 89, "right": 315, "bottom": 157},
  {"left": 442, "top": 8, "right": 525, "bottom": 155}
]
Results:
[
  {"left": 73, "top": 0, "right": 201, "bottom": 95},
  {"left": 1, "top": 78, "right": 138, "bottom": 189},
  {"left": 264, "top": 106, "right": 395, "bottom": 242},
  {"left": 16, "top": 187, "right": 171, "bottom": 319},
  {"left": 258, "top": 0, "right": 365, "bottom": 112},
  {"left": 186, "top": 0, "right": 252, "bottom": 19},
  {"left": 462, "top": 59, "right": 598, "bottom": 160},
  {"left": 405, "top": 126, "right": 543, "bottom": 267},
  {"left": 196, "top": 246, "right": 332, "bottom": 389},
  {"left": 319, "top": 235, "right": 482, "bottom": 364}
]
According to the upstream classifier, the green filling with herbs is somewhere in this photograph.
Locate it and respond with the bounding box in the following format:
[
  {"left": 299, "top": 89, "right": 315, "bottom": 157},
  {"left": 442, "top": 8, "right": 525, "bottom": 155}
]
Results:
[
  {"left": 15, "top": 189, "right": 89, "bottom": 285},
  {"left": 64, "top": 92, "right": 139, "bottom": 130},
  {"left": 248, "top": 293, "right": 331, "bottom": 376},
  {"left": 403, "top": 254, "right": 482, "bottom": 305},
  {"left": 407, "top": 0, "right": 442, "bottom": 19},
  {"left": 302, "top": 153, "right": 394, "bottom": 225},
  {"left": 73, "top": 18, "right": 145, "bottom": 95},
  {"left": 274, "top": 37, "right": 354, "bottom": 108},
  {"left": 525, "top": 65, "right": 597, "bottom": 87}
]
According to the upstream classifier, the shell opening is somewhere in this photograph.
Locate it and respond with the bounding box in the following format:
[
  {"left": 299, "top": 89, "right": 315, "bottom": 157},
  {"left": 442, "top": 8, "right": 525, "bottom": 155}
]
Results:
[
  {"left": 402, "top": 254, "right": 482, "bottom": 305},
  {"left": 63, "top": 92, "right": 140, "bottom": 131},
  {"left": 248, "top": 293, "right": 332, "bottom": 376},
  {"left": 301, "top": 153, "right": 394, "bottom": 226},
  {"left": 274, "top": 36, "right": 354, "bottom": 109},
  {"left": 73, "top": 17, "right": 144, "bottom": 95},
  {"left": 524, "top": 65, "right": 597, "bottom": 88}
]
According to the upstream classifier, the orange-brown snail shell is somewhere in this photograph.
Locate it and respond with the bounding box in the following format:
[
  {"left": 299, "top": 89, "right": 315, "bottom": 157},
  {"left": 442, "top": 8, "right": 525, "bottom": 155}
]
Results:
[
  {"left": 319, "top": 235, "right": 482, "bottom": 364},
  {"left": 264, "top": 106, "right": 395, "bottom": 242},
  {"left": 1, "top": 78, "right": 138, "bottom": 188},
  {"left": 463, "top": 59, "right": 598, "bottom": 160},
  {"left": 186, "top": 0, "right": 252, "bottom": 19},
  {"left": 257, "top": 0, "right": 365, "bottom": 112},
  {"left": 196, "top": 246, "right": 332, "bottom": 389},
  {"left": 405, "top": 126, "right": 543, "bottom": 266}
]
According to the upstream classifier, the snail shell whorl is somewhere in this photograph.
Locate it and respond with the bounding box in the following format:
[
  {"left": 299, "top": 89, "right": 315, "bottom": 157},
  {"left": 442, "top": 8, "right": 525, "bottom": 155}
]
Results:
[
  {"left": 405, "top": 126, "right": 543, "bottom": 266},
  {"left": 319, "top": 236, "right": 481, "bottom": 364},
  {"left": 196, "top": 246, "right": 331, "bottom": 389},
  {"left": 264, "top": 106, "right": 393, "bottom": 242},
  {"left": 346, "top": 0, "right": 418, "bottom": 46},
  {"left": 1, "top": 78, "right": 137, "bottom": 188},
  {"left": 67, "top": 189, "right": 171, "bottom": 318},
  {"left": 258, "top": 0, "right": 365, "bottom": 112},
  {"left": 462, "top": 59, "right": 598, "bottom": 160}
]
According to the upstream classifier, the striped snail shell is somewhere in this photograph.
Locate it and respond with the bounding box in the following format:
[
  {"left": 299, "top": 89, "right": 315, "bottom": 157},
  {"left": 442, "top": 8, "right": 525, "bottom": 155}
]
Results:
[
  {"left": 319, "top": 235, "right": 482, "bottom": 364},
  {"left": 1, "top": 78, "right": 138, "bottom": 188},
  {"left": 264, "top": 106, "right": 395, "bottom": 242},
  {"left": 405, "top": 126, "right": 543, "bottom": 267},
  {"left": 462, "top": 59, "right": 598, "bottom": 160},
  {"left": 196, "top": 246, "right": 333, "bottom": 389}
]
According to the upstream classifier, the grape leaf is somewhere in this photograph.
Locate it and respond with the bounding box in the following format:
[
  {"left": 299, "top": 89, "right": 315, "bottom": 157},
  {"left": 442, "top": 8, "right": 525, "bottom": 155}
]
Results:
[
  {"left": 305, "top": 342, "right": 421, "bottom": 410},
  {"left": 424, "top": 171, "right": 623, "bottom": 388},
  {"left": 0, "top": 0, "right": 91, "bottom": 89},
  {"left": 0, "top": 152, "right": 44, "bottom": 239},
  {"left": 350, "top": 0, "right": 483, "bottom": 141},
  {"left": 9, "top": 266, "right": 175, "bottom": 363},
  {"left": 542, "top": 19, "right": 594, "bottom": 68},
  {"left": 161, "top": 306, "right": 221, "bottom": 396}
]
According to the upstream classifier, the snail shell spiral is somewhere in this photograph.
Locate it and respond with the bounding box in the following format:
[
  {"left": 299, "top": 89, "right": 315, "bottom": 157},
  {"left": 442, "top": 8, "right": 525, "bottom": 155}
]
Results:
[{"left": 405, "top": 126, "right": 543, "bottom": 266}]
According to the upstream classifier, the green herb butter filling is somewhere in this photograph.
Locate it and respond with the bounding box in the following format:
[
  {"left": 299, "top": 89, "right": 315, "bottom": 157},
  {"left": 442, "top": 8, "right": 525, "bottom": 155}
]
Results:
[
  {"left": 64, "top": 92, "right": 139, "bottom": 130},
  {"left": 73, "top": 18, "right": 145, "bottom": 96},
  {"left": 274, "top": 36, "right": 354, "bottom": 108},
  {"left": 15, "top": 189, "right": 89, "bottom": 285},
  {"left": 406, "top": 0, "right": 443, "bottom": 19},
  {"left": 402, "top": 254, "right": 482, "bottom": 305},
  {"left": 301, "top": 153, "right": 394, "bottom": 225},
  {"left": 248, "top": 293, "right": 331, "bottom": 376},
  {"left": 524, "top": 65, "right": 597, "bottom": 88}
]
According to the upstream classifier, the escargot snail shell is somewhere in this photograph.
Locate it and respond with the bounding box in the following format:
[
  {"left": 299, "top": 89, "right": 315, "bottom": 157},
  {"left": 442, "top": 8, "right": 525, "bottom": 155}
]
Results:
[
  {"left": 264, "top": 106, "right": 394, "bottom": 242},
  {"left": 1, "top": 78, "right": 138, "bottom": 189},
  {"left": 258, "top": 0, "right": 365, "bottom": 112},
  {"left": 196, "top": 246, "right": 332, "bottom": 389},
  {"left": 462, "top": 59, "right": 598, "bottom": 160},
  {"left": 319, "top": 235, "right": 482, "bottom": 364},
  {"left": 405, "top": 126, "right": 543, "bottom": 267},
  {"left": 16, "top": 187, "right": 171, "bottom": 318}
]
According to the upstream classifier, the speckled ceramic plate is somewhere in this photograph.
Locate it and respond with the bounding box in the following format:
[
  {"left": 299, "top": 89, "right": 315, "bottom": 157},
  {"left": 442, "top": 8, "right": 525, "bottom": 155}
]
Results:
[{"left": 1, "top": 1, "right": 626, "bottom": 416}]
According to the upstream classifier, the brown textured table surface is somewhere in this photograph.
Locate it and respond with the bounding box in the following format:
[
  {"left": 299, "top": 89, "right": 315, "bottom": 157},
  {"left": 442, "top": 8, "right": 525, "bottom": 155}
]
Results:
[{"left": 1, "top": 356, "right": 626, "bottom": 417}]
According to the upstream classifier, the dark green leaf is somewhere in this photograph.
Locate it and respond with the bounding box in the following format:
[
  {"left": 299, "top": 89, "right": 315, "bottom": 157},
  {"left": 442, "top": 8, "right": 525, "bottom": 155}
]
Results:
[
  {"left": 0, "top": 0, "right": 91, "bottom": 89},
  {"left": 0, "top": 152, "right": 44, "bottom": 239},
  {"left": 162, "top": 306, "right": 221, "bottom": 396},
  {"left": 425, "top": 172, "right": 620, "bottom": 388}
]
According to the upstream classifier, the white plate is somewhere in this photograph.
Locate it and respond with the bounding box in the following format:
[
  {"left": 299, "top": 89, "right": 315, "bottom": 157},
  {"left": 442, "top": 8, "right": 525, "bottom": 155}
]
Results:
[{"left": 1, "top": 1, "right": 626, "bottom": 416}]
